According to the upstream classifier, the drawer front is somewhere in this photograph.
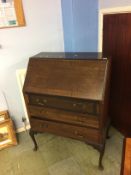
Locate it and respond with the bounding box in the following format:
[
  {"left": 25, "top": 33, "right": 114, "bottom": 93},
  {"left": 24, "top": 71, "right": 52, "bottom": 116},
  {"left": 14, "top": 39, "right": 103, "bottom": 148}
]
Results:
[
  {"left": 29, "top": 105, "right": 99, "bottom": 129},
  {"left": 30, "top": 118, "right": 100, "bottom": 143},
  {"left": 28, "top": 94, "right": 99, "bottom": 115}
]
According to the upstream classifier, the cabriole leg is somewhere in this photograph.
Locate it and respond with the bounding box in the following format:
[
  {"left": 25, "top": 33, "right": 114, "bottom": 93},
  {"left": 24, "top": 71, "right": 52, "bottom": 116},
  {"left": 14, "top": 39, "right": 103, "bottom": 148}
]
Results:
[
  {"left": 98, "top": 144, "right": 105, "bottom": 170},
  {"left": 85, "top": 141, "right": 105, "bottom": 170},
  {"left": 29, "top": 129, "right": 38, "bottom": 151}
]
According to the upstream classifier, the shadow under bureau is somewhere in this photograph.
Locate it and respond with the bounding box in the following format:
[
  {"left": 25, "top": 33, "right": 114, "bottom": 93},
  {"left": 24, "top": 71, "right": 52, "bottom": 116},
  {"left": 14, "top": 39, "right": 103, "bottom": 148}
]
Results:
[{"left": 23, "top": 52, "right": 111, "bottom": 170}]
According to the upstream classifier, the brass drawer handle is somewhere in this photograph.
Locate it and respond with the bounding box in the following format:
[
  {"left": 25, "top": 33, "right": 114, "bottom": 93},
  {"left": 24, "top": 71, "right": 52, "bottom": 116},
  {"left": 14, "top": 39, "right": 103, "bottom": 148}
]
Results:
[
  {"left": 38, "top": 102, "right": 44, "bottom": 106},
  {"left": 73, "top": 103, "right": 83, "bottom": 107},
  {"left": 35, "top": 98, "right": 47, "bottom": 105},
  {"left": 74, "top": 130, "right": 78, "bottom": 134},
  {"left": 41, "top": 109, "right": 47, "bottom": 113},
  {"left": 42, "top": 99, "right": 47, "bottom": 103},
  {"left": 74, "top": 131, "right": 84, "bottom": 138},
  {"left": 36, "top": 98, "right": 40, "bottom": 102},
  {"left": 40, "top": 123, "right": 48, "bottom": 128},
  {"left": 73, "top": 103, "right": 77, "bottom": 107},
  {"left": 36, "top": 98, "right": 44, "bottom": 105}
]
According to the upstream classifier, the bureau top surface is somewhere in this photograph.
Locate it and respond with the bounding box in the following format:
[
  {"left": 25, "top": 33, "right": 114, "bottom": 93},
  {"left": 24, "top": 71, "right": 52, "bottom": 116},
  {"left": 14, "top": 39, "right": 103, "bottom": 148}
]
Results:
[
  {"left": 23, "top": 52, "right": 110, "bottom": 101},
  {"left": 30, "top": 52, "right": 103, "bottom": 59}
]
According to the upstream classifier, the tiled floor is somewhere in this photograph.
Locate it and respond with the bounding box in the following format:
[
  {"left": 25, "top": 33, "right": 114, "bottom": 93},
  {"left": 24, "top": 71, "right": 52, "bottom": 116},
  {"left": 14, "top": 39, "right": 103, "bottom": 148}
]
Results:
[{"left": 0, "top": 127, "right": 124, "bottom": 175}]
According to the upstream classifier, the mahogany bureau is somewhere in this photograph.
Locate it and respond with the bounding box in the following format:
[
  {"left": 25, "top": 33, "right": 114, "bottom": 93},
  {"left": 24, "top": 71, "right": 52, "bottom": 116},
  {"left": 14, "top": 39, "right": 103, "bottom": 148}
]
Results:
[{"left": 23, "top": 52, "right": 111, "bottom": 169}]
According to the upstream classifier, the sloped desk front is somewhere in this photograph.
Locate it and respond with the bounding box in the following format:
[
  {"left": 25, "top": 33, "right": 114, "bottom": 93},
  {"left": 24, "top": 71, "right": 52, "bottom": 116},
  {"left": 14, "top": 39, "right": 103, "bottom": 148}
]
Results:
[{"left": 23, "top": 52, "right": 111, "bottom": 169}]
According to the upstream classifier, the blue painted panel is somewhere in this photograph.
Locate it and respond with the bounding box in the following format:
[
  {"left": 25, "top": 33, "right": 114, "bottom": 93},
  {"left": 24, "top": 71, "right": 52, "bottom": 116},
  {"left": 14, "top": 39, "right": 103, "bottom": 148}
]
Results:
[
  {"left": 72, "top": 0, "right": 98, "bottom": 52},
  {"left": 61, "top": 0, "right": 98, "bottom": 52},
  {"left": 61, "top": 0, "right": 74, "bottom": 51}
]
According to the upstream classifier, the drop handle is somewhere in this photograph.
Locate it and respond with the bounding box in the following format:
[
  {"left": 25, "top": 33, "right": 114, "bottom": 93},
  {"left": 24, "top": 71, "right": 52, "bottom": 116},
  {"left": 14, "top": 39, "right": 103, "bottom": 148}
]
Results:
[
  {"left": 36, "top": 98, "right": 47, "bottom": 105},
  {"left": 36, "top": 98, "right": 41, "bottom": 104},
  {"left": 73, "top": 103, "right": 83, "bottom": 107},
  {"left": 74, "top": 131, "right": 84, "bottom": 138},
  {"left": 38, "top": 102, "right": 44, "bottom": 106},
  {"left": 73, "top": 103, "right": 77, "bottom": 107},
  {"left": 36, "top": 98, "right": 40, "bottom": 102},
  {"left": 42, "top": 99, "right": 47, "bottom": 103},
  {"left": 40, "top": 123, "right": 48, "bottom": 128}
]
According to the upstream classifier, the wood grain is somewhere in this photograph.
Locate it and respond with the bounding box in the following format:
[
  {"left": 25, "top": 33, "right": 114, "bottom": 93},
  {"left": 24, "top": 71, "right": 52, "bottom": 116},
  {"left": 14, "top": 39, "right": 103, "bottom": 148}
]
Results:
[
  {"left": 103, "top": 13, "right": 131, "bottom": 136},
  {"left": 0, "top": 110, "right": 9, "bottom": 121},
  {"left": 121, "top": 138, "right": 131, "bottom": 175},
  {"left": 0, "top": 119, "right": 17, "bottom": 150},
  {"left": 14, "top": 0, "right": 26, "bottom": 26}
]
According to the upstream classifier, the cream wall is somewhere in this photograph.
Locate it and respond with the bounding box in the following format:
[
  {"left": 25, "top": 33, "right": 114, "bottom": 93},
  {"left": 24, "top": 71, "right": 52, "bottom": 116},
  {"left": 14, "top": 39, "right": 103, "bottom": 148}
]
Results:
[
  {"left": 99, "top": 0, "right": 131, "bottom": 9},
  {"left": 0, "top": 0, "right": 64, "bottom": 129},
  {"left": 0, "top": 0, "right": 64, "bottom": 70}
]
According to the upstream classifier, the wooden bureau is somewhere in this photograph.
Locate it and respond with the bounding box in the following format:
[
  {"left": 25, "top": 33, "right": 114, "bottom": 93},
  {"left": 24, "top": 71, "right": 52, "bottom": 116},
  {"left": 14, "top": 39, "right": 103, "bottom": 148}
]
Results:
[{"left": 23, "top": 52, "right": 111, "bottom": 169}]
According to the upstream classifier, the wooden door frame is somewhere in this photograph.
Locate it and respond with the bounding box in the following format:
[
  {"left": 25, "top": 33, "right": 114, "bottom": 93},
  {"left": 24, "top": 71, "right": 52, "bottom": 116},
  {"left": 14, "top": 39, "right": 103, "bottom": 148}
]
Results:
[{"left": 98, "top": 6, "right": 131, "bottom": 52}]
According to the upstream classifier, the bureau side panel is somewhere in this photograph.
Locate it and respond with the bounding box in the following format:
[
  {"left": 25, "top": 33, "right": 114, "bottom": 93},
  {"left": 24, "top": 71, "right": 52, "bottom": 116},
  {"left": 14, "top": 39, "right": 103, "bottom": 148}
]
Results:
[{"left": 100, "top": 59, "right": 111, "bottom": 130}]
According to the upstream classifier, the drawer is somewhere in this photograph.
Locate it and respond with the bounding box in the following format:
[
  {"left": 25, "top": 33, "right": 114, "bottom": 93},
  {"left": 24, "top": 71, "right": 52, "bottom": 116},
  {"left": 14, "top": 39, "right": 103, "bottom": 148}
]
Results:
[
  {"left": 30, "top": 118, "right": 101, "bottom": 144},
  {"left": 29, "top": 105, "right": 99, "bottom": 129},
  {"left": 28, "top": 94, "right": 99, "bottom": 115}
]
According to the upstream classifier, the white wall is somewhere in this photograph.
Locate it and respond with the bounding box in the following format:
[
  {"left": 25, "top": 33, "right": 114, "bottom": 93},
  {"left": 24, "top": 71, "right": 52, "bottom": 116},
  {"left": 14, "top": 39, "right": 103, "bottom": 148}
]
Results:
[
  {"left": 0, "top": 0, "right": 64, "bottom": 129},
  {"left": 99, "top": 0, "right": 131, "bottom": 9}
]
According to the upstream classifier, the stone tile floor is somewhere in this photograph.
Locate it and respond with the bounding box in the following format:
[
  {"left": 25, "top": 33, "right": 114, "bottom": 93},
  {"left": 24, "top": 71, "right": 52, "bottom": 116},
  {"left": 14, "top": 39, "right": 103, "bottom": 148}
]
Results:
[{"left": 0, "top": 127, "right": 124, "bottom": 175}]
